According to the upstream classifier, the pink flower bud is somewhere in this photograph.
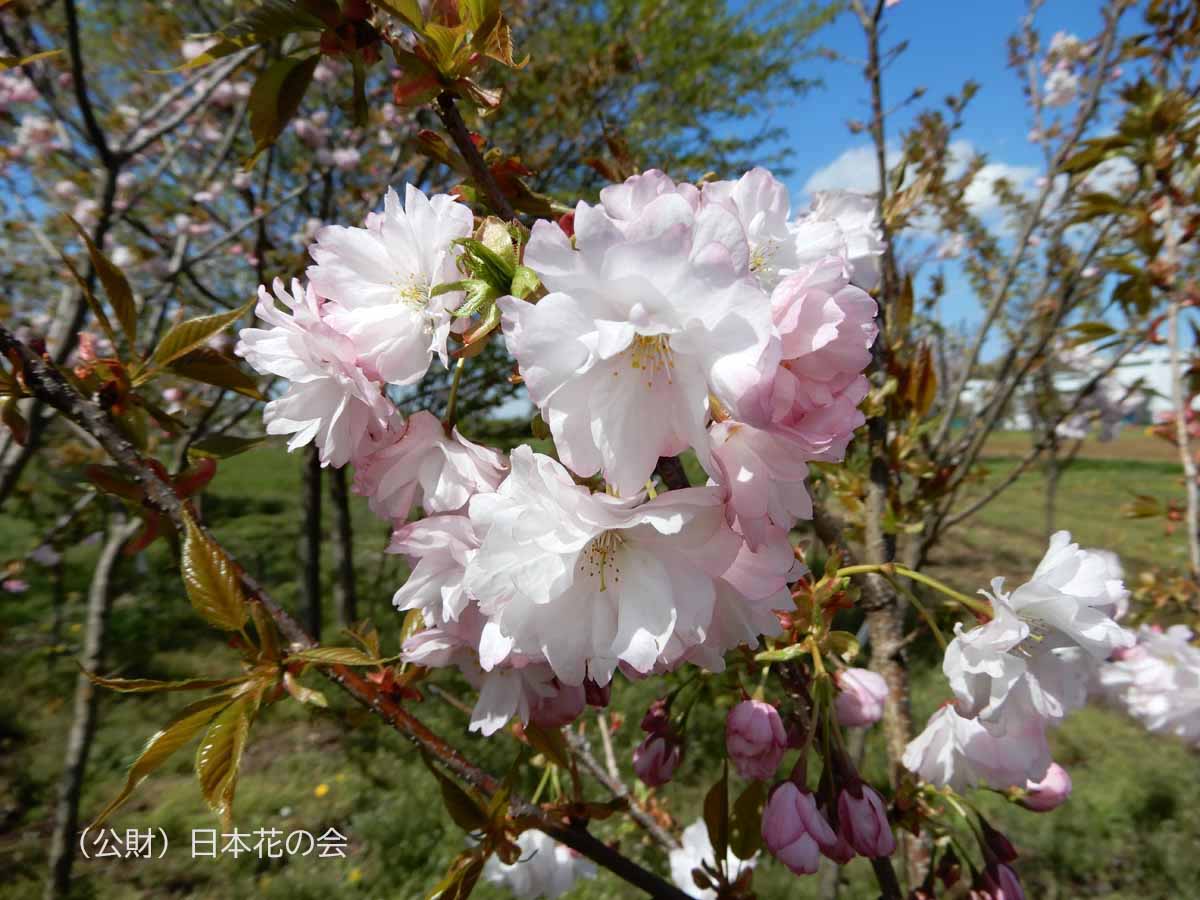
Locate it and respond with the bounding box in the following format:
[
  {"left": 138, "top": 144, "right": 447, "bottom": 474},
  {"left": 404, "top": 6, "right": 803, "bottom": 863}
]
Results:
[
  {"left": 633, "top": 734, "right": 681, "bottom": 787},
  {"left": 583, "top": 678, "right": 611, "bottom": 708},
  {"left": 725, "top": 700, "right": 787, "bottom": 780},
  {"left": 836, "top": 783, "right": 896, "bottom": 858},
  {"left": 834, "top": 668, "right": 888, "bottom": 728},
  {"left": 979, "top": 817, "right": 1017, "bottom": 864},
  {"left": 760, "top": 782, "right": 839, "bottom": 875},
  {"left": 1019, "top": 762, "right": 1071, "bottom": 812},
  {"left": 530, "top": 682, "right": 586, "bottom": 729}
]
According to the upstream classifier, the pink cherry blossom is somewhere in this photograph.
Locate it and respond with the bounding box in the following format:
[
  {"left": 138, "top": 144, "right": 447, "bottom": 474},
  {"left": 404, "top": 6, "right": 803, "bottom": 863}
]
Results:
[
  {"left": 353, "top": 411, "right": 508, "bottom": 521},
  {"left": 1020, "top": 762, "right": 1072, "bottom": 812},
  {"left": 633, "top": 733, "right": 682, "bottom": 787},
  {"left": 236, "top": 278, "right": 393, "bottom": 467}
]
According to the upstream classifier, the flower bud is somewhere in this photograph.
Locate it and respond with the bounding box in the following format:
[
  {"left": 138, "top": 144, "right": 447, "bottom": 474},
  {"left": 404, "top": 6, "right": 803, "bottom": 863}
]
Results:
[
  {"left": 584, "top": 678, "right": 611, "bottom": 709},
  {"left": 725, "top": 700, "right": 788, "bottom": 780},
  {"left": 978, "top": 816, "right": 1018, "bottom": 864},
  {"left": 974, "top": 863, "right": 1025, "bottom": 900},
  {"left": 633, "top": 734, "right": 681, "bottom": 787},
  {"left": 834, "top": 668, "right": 888, "bottom": 728},
  {"left": 641, "top": 697, "right": 671, "bottom": 735},
  {"left": 1019, "top": 762, "right": 1072, "bottom": 812},
  {"left": 530, "top": 682, "right": 586, "bottom": 729},
  {"left": 836, "top": 783, "right": 896, "bottom": 858},
  {"left": 761, "top": 782, "right": 838, "bottom": 875}
]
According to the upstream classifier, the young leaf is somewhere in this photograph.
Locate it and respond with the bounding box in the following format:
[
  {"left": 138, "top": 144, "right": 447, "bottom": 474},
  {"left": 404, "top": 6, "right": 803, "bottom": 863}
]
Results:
[
  {"left": 187, "top": 434, "right": 269, "bottom": 461},
  {"left": 195, "top": 685, "right": 264, "bottom": 828},
  {"left": 168, "top": 347, "right": 264, "bottom": 399},
  {"left": 91, "top": 693, "right": 233, "bottom": 828},
  {"left": 286, "top": 646, "right": 384, "bottom": 666},
  {"left": 53, "top": 234, "right": 119, "bottom": 351},
  {"left": 85, "top": 672, "right": 249, "bottom": 693},
  {"left": 523, "top": 723, "right": 571, "bottom": 770},
  {"left": 248, "top": 600, "right": 280, "bottom": 663},
  {"left": 182, "top": 518, "right": 249, "bottom": 632},
  {"left": 283, "top": 671, "right": 328, "bottom": 707},
  {"left": 169, "top": 0, "right": 327, "bottom": 71},
  {"left": 703, "top": 762, "right": 730, "bottom": 868},
  {"left": 67, "top": 217, "right": 138, "bottom": 350},
  {"left": 729, "top": 780, "right": 767, "bottom": 860},
  {"left": 248, "top": 53, "right": 320, "bottom": 163},
  {"left": 0, "top": 48, "right": 63, "bottom": 71},
  {"left": 420, "top": 754, "right": 490, "bottom": 833},
  {"left": 149, "top": 302, "right": 252, "bottom": 372}
]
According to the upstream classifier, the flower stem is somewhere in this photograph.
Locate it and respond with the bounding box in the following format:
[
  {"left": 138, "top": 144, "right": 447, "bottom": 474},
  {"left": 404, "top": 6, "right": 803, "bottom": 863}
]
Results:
[
  {"left": 882, "top": 573, "right": 948, "bottom": 650},
  {"left": 835, "top": 563, "right": 992, "bottom": 620}
]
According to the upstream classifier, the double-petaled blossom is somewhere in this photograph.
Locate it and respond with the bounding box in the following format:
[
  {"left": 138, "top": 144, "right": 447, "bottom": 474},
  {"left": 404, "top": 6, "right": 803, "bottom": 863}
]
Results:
[
  {"left": 1019, "top": 762, "right": 1072, "bottom": 812},
  {"left": 700, "top": 167, "right": 796, "bottom": 290},
  {"left": 464, "top": 446, "right": 739, "bottom": 686},
  {"left": 902, "top": 703, "right": 1052, "bottom": 793},
  {"left": 761, "top": 782, "right": 840, "bottom": 875},
  {"left": 669, "top": 820, "right": 757, "bottom": 900},
  {"left": 836, "top": 782, "right": 896, "bottom": 858},
  {"left": 482, "top": 829, "right": 596, "bottom": 899},
  {"left": 1099, "top": 624, "right": 1200, "bottom": 746},
  {"left": 353, "top": 410, "right": 507, "bottom": 522},
  {"left": 946, "top": 532, "right": 1132, "bottom": 729},
  {"left": 307, "top": 184, "right": 473, "bottom": 386},
  {"left": 835, "top": 668, "right": 889, "bottom": 728},
  {"left": 501, "top": 174, "right": 775, "bottom": 495},
  {"left": 235, "top": 278, "right": 393, "bottom": 467},
  {"left": 763, "top": 258, "right": 878, "bottom": 462},
  {"left": 789, "top": 191, "right": 886, "bottom": 292},
  {"left": 725, "top": 700, "right": 788, "bottom": 780}
]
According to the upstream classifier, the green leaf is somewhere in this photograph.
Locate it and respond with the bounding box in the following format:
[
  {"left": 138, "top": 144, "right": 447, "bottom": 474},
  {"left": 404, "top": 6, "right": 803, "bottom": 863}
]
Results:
[
  {"left": 182, "top": 518, "right": 249, "bottom": 632},
  {"left": 195, "top": 686, "right": 263, "bottom": 828},
  {"left": 66, "top": 218, "right": 138, "bottom": 351},
  {"left": 825, "top": 631, "right": 861, "bottom": 664},
  {"left": 420, "top": 754, "right": 489, "bottom": 833},
  {"left": 373, "top": 0, "right": 425, "bottom": 28},
  {"left": 149, "top": 302, "right": 251, "bottom": 372},
  {"left": 169, "top": 0, "right": 327, "bottom": 71},
  {"left": 91, "top": 693, "right": 233, "bottom": 828},
  {"left": 703, "top": 762, "right": 729, "bottom": 870},
  {"left": 286, "top": 646, "right": 383, "bottom": 666},
  {"left": 729, "top": 780, "right": 767, "bottom": 861},
  {"left": 187, "top": 433, "right": 269, "bottom": 461},
  {"left": 86, "top": 672, "right": 248, "bottom": 693},
  {"left": 249, "top": 600, "right": 280, "bottom": 662},
  {"left": 168, "top": 347, "right": 264, "bottom": 399},
  {"left": 54, "top": 227, "right": 119, "bottom": 352},
  {"left": 248, "top": 53, "right": 320, "bottom": 163}
]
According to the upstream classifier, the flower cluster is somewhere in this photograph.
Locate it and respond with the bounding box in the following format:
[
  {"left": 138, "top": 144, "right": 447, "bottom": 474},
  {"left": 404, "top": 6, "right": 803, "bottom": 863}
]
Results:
[
  {"left": 903, "top": 531, "right": 1134, "bottom": 793},
  {"left": 237, "top": 170, "right": 880, "bottom": 736},
  {"left": 481, "top": 830, "right": 596, "bottom": 899}
]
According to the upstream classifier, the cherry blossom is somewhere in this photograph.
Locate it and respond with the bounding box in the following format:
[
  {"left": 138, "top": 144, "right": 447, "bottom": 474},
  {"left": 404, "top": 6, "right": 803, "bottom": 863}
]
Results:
[
  {"left": 482, "top": 829, "right": 596, "bottom": 899},
  {"left": 1099, "top": 624, "right": 1200, "bottom": 746},
  {"left": 235, "top": 278, "right": 393, "bottom": 467},
  {"left": 502, "top": 184, "right": 775, "bottom": 495},
  {"left": 353, "top": 410, "right": 507, "bottom": 522},
  {"left": 670, "top": 820, "right": 757, "bottom": 899},
  {"left": 308, "top": 184, "right": 473, "bottom": 386}
]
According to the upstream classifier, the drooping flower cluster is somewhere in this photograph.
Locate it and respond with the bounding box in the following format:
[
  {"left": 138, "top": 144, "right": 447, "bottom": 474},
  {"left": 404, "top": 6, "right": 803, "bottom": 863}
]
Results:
[
  {"left": 238, "top": 170, "right": 878, "bottom": 736},
  {"left": 903, "top": 531, "right": 1134, "bottom": 793}
]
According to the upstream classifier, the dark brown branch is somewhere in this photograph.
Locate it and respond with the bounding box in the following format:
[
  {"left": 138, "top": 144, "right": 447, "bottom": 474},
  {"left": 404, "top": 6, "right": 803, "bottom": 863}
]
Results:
[
  {"left": 63, "top": 0, "right": 116, "bottom": 168},
  {"left": 434, "top": 91, "right": 518, "bottom": 221}
]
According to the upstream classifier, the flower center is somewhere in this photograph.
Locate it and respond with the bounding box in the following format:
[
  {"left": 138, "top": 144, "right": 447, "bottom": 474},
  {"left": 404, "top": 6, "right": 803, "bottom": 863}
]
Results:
[
  {"left": 628, "top": 334, "right": 674, "bottom": 387},
  {"left": 581, "top": 530, "right": 624, "bottom": 591},
  {"left": 749, "top": 239, "right": 779, "bottom": 274},
  {"left": 395, "top": 274, "right": 432, "bottom": 310}
]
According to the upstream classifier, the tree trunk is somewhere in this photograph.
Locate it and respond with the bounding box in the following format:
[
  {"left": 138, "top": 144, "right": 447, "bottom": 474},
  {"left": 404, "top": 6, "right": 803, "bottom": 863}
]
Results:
[
  {"left": 329, "top": 466, "right": 357, "bottom": 627},
  {"left": 1169, "top": 296, "right": 1200, "bottom": 576},
  {"left": 45, "top": 516, "right": 138, "bottom": 900},
  {"left": 300, "top": 445, "right": 323, "bottom": 641}
]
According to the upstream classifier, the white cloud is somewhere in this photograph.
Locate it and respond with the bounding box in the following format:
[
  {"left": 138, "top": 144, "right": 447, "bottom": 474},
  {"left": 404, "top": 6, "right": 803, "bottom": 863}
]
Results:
[{"left": 802, "top": 143, "right": 897, "bottom": 195}]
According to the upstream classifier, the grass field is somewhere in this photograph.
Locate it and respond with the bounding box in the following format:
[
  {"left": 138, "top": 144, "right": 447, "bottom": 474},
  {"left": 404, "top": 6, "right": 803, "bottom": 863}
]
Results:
[{"left": 0, "top": 430, "right": 1197, "bottom": 899}]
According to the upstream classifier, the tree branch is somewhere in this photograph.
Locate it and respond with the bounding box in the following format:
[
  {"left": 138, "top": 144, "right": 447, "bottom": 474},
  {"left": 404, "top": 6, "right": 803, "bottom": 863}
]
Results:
[{"left": 434, "top": 91, "right": 517, "bottom": 221}]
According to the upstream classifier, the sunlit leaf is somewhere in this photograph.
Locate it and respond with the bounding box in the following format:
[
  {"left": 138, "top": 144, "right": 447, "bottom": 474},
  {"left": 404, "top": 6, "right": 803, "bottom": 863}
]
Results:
[
  {"left": 86, "top": 672, "right": 248, "bottom": 693},
  {"left": 248, "top": 53, "right": 320, "bottom": 163},
  {"left": 182, "top": 518, "right": 249, "bottom": 632},
  {"left": 0, "top": 48, "right": 63, "bottom": 71},
  {"left": 148, "top": 302, "right": 251, "bottom": 372},
  {"left": 168, "top": 347, "right": 264, "bottom": 399},
  {"left": 187, "top": 433, "right": 269, "bottom": 461},
  {"left": 195, "top": 685, "right": 264, "bottom": 828},
  {"left": 286, "top": 646, "right": 384, "bottom": 666},
  {"left": 66, "top": 218, "right": 138, "bottom": 351},
  {"left": 91, "top": 693, "right": 233, "bottom": 828}
]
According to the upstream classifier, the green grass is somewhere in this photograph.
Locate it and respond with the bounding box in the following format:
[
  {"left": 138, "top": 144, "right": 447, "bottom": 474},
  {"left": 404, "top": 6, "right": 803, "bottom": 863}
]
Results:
[{"left": 1, "top": 436, "right": 1198, "bottom": 899}]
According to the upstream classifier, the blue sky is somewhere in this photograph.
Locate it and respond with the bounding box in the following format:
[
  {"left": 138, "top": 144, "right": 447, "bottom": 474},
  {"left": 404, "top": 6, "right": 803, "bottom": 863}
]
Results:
[{"left": 744, "top": 0, "right": 1113, "bottom": 338}]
